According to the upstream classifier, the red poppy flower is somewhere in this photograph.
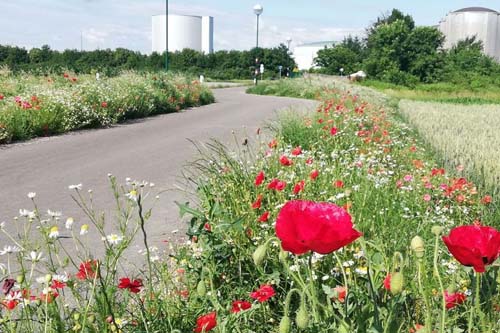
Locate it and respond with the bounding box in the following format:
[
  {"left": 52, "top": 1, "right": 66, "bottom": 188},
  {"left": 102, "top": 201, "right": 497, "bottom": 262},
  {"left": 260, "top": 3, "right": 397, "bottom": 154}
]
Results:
[
  {"left": 442, "top": 225, "right": 500, "bottom": 273},
  {"left": 279, "top": 155, "right": 293, "bottom": 166},
  {"left": 310, "top": 169, "right": 319, "bottom": 180},
  {"left": 333, "top": 286, "right": 347, "bottom": 303},
  {"left": 0, "top": 95, "right": 4, "bottom": 100},
  {"left": 334, "top": 180, "right": 344, "bottom": 188},
  {"left": 101, "top": 101, "right": 108, "bottom": 108},
  {"left": 275, "top": 200, "right": 362, "bottom": 255},
  {"left": 51, "top": 280, "right": 66, "bottom": 289},
  {"left": 231, "top": 300, "right": 252, "bottom": 313},
  {"left": 255, "top": 171, "right": 265, "bottom": 186},
  {"left": 293, "top": 180, "right": 305, "bottom": 194},
  {"left": 204, "top": 223, "right": 212, "bottom": 232},
  {"left": 194, "top": 311, "right": 217, "bottom": 332},
  {"left": 258, "top": 211, "right": 270, "bottom": 222},
  {"left": 305, "top": 157, "right": 313, "bottom": 165},
  {"left": 481, "top": 195, "right": 492, "bottom": 205},
  {"left": 250, "top": 284, "right": 275, "bottom": 303},
  {"left": 2, "top": 299, "right": 18, "bottom": 310},
  {"left": 118, "top": 277, "right": 143, "bottom": 293},
  {"left": 431, "top": 168, "right": 445, "bottom": 176},
  {"left": 291, "top": 146, "right": 302, "bottom": 156},
  {"left": 251, "top": 194, "right": 263, "bottom": 209},
  {"left": 63, "top": 73, "right": 69, "bottom": 78},
  {"left": 330, "top": 127, "right": 338, "bottom": 136},
  {"left": 76, "top": 260, "right": 98, "bottom": 280},
  {"left": 383, "top": 274, "right": 391, "bottom": 291},
  {"left": 275, "top": 180, "right": 286, "bottom": 191},
  {"left": 268, "top": 139, "right": 278, "bottom": 149},
  {"left": 444, "top": 291, "right": 466, "bottom": 309}
]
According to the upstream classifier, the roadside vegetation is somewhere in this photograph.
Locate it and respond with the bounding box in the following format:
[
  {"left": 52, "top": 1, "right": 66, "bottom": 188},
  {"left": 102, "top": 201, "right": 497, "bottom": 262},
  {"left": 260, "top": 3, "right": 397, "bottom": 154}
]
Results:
[
  {"left": 0, "top": 70, "right": 214, "bottom": 144},
  {"left": 1, "top": 76, "right": 499, "bottom": 332}
]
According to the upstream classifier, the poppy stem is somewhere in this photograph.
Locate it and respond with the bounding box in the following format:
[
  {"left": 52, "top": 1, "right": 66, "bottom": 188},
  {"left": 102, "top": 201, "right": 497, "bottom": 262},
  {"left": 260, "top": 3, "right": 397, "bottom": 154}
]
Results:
[{"left": 433, "top": 233, "right": 446, "bottom": 333}]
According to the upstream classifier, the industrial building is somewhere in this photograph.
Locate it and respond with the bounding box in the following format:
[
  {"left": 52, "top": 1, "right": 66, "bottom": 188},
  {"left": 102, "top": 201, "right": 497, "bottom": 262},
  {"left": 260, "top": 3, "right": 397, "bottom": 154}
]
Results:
[
  {"left": 438, "top": 7, "right": 500, "bottom": 61},
  {"left": 293, "top": 41, "right": 336, "bottom": 70},
  {"left": 152, "top": 14, "right": 214, "bottom": 54}
]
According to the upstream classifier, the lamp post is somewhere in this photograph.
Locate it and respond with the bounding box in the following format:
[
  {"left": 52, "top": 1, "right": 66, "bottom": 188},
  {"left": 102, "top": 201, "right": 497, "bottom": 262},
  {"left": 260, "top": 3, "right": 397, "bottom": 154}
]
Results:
[
  {"left": 286, "top": 37, "right": 292, "bottom": 50},
  {"left": 253, "top": 4, "right": 263, "bottom": 48},
  {"left": 165, "top": 0, "right": 169, "bottom": 71}
]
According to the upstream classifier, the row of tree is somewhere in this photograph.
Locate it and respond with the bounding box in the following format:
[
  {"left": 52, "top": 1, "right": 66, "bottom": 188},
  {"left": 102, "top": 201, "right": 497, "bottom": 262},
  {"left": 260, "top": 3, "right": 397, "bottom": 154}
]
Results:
[
  {"left": 314, "top": 9, "right": 500, "bottom": 86},
  {"left": 0, "top": 44, "right": 295, "bottom": 80}
]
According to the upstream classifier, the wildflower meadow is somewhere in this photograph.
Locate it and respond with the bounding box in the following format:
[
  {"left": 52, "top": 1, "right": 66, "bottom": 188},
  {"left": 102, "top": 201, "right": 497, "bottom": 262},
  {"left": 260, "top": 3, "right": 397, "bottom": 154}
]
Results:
[
  {"left": 0, "top": 76, "right": 499, "bottom": 332},
  {"left": 0, "top": 70, "right": 214, "bottom": 143}
]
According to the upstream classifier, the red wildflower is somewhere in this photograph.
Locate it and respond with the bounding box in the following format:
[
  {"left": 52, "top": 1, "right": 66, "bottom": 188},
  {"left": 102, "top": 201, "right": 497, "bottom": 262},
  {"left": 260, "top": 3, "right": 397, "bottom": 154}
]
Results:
[
  {"left": 383, "top": 274, "right": 391, "bottom": 291},
  {"left": 444, "top": 291, "right": 466, "bottom": 309},
  {"left": 305, "top": 157, "right": 313, "bottom": 165},
  {"left": 51, "top": 280, "right": 66, "bottom": 289},
  {"left": 251, "top": 194, "right": 263, "bottom": 209},
  {"left": 63, "top": 73, "right": 69, "bottom": 78},
  {"left": 409, "top": 324, "right": 425, "bottom": 333},
  {"left": 0, "top": 95, "right": 4, "bottom": 100},
  {"left": 279, "top": 155, "right": 293, "bottom": 166},
  {"left": 309, "top": 169, "right": 319, "bottom": 180},
  {"left": 71, "top": 77, "right": 77, "bottom": 82},
  {"left": 330, "top": 127, "right": 338, "bottom": 136},
  {"left": 255, "top": 171, "right": 265, "bottom": 186},
  {"left": 293, "top": 180, "right": 305, "bottom": 194},
  {"left": 291, "top": 146, "right": 302, "bottom": 156},
  {"left": 40, "top": 290, "right": 59, "bottom": 303},
  {"left": 481, "top": 195, "right": 492, "bottom": 205},
  {"left": 118, "top": 278, "right": 143, "bottom": 293},
  {"left": 333, "top": 286, "right": 347, "bottom": 303},
  {"left": 194, "top": 311, "right": 217, "bottom": 332},
  {"left": 231, "top": 300, "right": 252, "bottom": 313},
  {"left": 275, "top": 180, "right": 286, "bottom": 191},
  {"left": 76, "top": 260, "right": 98, "bottom": 280},
  {"left": 250, "top": 284, "right": 275, "bottom": 303},
  {"left": 101, "top": 101, "right": 108, "bottom": 108},
  {"left": 275, "top": 200, "right": 362, "bottom": 255},
  {"left": 334, "top": 180, "right": 344, "bottom": 188},
  {"left": 267, "top": 178, "right": 279, "bottom": 190},
  {"left": 2, "top": 299, "right": 18, "bottom": 310},
  {"left": 268, "top": 139, "right": 278, "bottom": 149},
  {"left": 258, "top": 211, "right": 270, "bottom": 222},
  {"left": 204, "top": 223, "right": 212, "bottom": 232},
  {"left": 431, "top": 168, "right": 445, "bottom": 176},
  {"left": 442, "top": 225, "right": 500, "bottom": 273}
]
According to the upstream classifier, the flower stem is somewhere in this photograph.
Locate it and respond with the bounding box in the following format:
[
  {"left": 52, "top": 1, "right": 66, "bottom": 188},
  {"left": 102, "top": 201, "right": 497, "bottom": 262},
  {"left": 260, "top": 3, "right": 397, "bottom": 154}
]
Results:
[{"left": 433, "top": 234, "right": 446, "bottom": 333}]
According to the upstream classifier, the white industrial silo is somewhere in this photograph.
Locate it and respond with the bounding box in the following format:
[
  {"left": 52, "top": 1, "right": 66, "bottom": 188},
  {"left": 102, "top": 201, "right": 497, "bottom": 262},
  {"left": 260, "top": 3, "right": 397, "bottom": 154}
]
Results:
[
  {"left": 438, "top": 7, "right": 500, "bottom": 61},
  {"left": 152, "top": 14, "right": 214, "bottom": 54},
  {"left": 293, "top": 41, "right": 336, "bottom": 70}
]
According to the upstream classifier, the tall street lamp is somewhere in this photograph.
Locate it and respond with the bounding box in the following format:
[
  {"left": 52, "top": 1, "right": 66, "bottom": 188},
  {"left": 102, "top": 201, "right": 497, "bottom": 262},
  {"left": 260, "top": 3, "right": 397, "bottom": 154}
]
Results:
[
  {"left": 286, "top": 37, "right": 292, "bottom": 50},
  {"left": 253, "top": 4, "right": 263, "bottom": 48},
  {"left": 165, "top": 0, "right": 169, "bottom": 71}
]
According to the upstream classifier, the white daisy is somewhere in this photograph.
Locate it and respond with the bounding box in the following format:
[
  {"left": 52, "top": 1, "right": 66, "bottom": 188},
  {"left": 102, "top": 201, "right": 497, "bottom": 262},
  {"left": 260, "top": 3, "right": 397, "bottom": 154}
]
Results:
[
  {"left": 68, "top": 184, "right": 82, "bottom": 190},
  {"left": 26, "top": 251, "right": 44, "bottom": 262},
  {"left": 80, "top": 224, "right": 89, "bottom": 235},
  {"left": 65, "top": 217, "right": 74, "bottom": 230},
  {"left": 0, "top": 245, "right": 21, "bottom": 255},
  {"left": 48, "top": 226, "right": 59, "bottom": 239},
  {"left": 27, "top": 192, "right": 36, "bottom": 199},
  {"left": 105, "top": 234, "right": 123, "bottom": 245},
  {"left": 47, "top": 210, "right": 62, "bottom": 218}
]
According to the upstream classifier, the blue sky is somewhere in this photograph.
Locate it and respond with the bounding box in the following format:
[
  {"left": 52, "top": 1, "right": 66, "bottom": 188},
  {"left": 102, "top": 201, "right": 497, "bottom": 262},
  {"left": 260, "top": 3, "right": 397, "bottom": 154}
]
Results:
[{"left": 0, "top": 0, "right": 497, "bottom": 53}]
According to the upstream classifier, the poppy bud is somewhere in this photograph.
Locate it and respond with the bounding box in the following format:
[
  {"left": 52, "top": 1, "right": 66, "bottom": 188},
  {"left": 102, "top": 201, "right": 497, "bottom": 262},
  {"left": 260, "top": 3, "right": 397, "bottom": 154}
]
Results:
[
  {"left": 446, "top": 285, "right": 457, "bottom": 294},
  {"left": 279, "top": 316, "right": 291, "bottom": 333},
  {"left": 16, "top": 275, "right": 24, "bottom": 284},
  {"left": 252, "top": 243, "right": 268, "bottom": 267},
  {"left": 73, "top": 313, "right": 81, "bottom": 321},
  {"left": 431, "top": 226, "right": 444, "bottom": 236},
  {"left": 390, "top": 272, "right": 404, "bottom": 295},
  {"left": 72, "top": 324, "right": 82, "bottom": 331},
  {"left": 295, "top": 303, "right": 309, "bottom": 329},
  {"left": 196, "top": 280, "right": 207, "bottom": 297},
  {"left": 87, "top": 315, "right": 95, "bottom": 323},
  {"left": 411, "top": 236, "right": 425, "bottom": 258},
  {"left": 44, "top": 274, "right": 52, "bottom": 283}
]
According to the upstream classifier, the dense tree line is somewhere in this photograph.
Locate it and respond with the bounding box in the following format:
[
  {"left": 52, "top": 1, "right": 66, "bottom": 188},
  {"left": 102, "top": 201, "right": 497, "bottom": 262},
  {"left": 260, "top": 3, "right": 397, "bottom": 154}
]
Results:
[
  {"left": 0, "top": 44, "right": 295, "bottom": 80},
  {"left": 314, "top": 9, "right": 500, "bottom": 86}
]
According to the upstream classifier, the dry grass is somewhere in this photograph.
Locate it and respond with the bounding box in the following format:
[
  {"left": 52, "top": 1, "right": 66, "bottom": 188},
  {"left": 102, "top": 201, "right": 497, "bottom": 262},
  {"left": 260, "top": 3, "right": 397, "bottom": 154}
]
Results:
[{"left": 399, "top": 99, "right": 500, "bottom": 191}]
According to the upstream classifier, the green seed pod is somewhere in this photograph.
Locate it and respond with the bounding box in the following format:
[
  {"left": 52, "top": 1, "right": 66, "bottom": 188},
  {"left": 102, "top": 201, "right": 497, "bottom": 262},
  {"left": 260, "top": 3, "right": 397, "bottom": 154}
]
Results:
[
  {"left": 279, "top": 316, "right": 291, "bottom": 333},
  {"left": 411, "top": 236, "right": 425, "bottom": 258},
  {"left": 16, "top": 275, "right": 24, "bottom": 284},
  {"left": 252, "top": 243, "right": 268, "bottom": 267},
  {"left": 73, "top": 312, "right": 81, "bottom": 321},
  {"left": 196, "top": 280, "right": 207, "bottom": 297},
  {"left": 87, "top": 314, "right": 95, "bottom": 324},
  {"left": 44, "top": 274, "right": 52, "bottom": 283},
  {"left": 72, "top": 324, "right": 82, "bottom": 331},
  {"left": 296, "top": 304, "right": 309, "bottom": 329},
  {"left": 431, "top": 226, "right": 444, "bottom": 236},
  {"left": 390, "top": 272, "right": 404, "bottom": 295}
]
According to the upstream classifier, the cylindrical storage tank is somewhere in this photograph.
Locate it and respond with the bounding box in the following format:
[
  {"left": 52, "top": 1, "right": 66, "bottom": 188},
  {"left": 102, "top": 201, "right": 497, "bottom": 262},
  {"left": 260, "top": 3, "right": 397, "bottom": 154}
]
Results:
[
  {"left": 438, "top": 7, "right": 500, "bottom": 61},
  {"left": 152, "top": 15, "right": 203, "bottom": 53}
]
